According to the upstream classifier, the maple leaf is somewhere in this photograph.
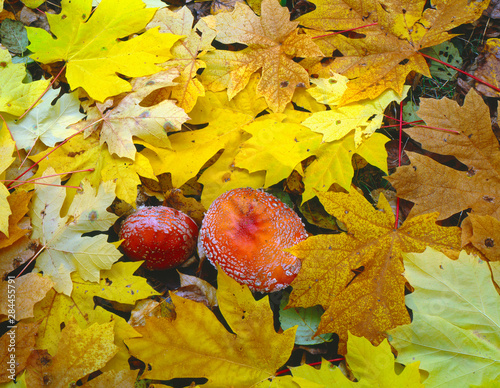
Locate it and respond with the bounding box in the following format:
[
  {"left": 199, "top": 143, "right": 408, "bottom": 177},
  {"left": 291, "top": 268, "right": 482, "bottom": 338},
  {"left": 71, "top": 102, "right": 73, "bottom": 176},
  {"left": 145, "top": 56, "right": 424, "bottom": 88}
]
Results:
[
  {"left": 126, "top": 269, "right": 296, "bottom": 385},
  {"left": 465, "top": 214, "right": 500, "bottom": 261},
  {"left": 388, "top": 248, "right": 500, "bottom": 387},
  {"left": 289, "top": 334, "right": 423, "bottom": 387},
  {"left": 387, "top": 89, "right": 500, "bottom": 222},
  {"left": 146, "top": 7, "right": 216, "bottom": 112},
  {"left": 78, "top": 67, "right": 189, "bottom": 160},
  {"left": 200, "top": 0, "right": 323, "bottom": 112},
  {"left": 29, "top": 169, "right": 121, "bottom": 295},
  {"left": 0, "top": 47, "right": 50, "bottom": 116},
  {"left": 0, "top": 322, "right": 39, "bottom": 383},
  {"left": 26, "top": 0, "right": 182, "bottom": 102},
  {"left": 25, "top": 261, "right": 157, "bottom": 370},
  {"left": 0, "top": 191, "right": 31, "bottom": 251},
  {"left": 0, "top": 126, "right": 17, "bottom": 238},
  {"left": 30, "top": 132, "right": 157, "bottom": 205},
  {"left": 301, "top": 132, "right": 390, "bottom": 202},
  {"left": 235, "top": 117, "right": 322, "bottom": 188},
  {"left": 287, "top": 188, "right": 461, "bottom": 354},
  {"left": 29, "top": 318, "right": 118, "bottom": 387},
  {"left": 4, "top": 88, "right": 84, "bottom": 150},
  {"left": 0, "top": 273, "right": 52, "bottom": 321},
  {"left": 300, "top": 0, "right": 488, "bottom": 104}
]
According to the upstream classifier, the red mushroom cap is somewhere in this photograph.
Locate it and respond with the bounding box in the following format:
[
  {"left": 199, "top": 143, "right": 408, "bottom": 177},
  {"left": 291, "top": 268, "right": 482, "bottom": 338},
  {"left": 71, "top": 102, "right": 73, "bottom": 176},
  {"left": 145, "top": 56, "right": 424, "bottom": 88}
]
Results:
[
  {"left": 198, "top": 188, "right": 308, "bottom": 292},
  {"left": 119, "top": 206, "right": 199, "bottom": 270}
]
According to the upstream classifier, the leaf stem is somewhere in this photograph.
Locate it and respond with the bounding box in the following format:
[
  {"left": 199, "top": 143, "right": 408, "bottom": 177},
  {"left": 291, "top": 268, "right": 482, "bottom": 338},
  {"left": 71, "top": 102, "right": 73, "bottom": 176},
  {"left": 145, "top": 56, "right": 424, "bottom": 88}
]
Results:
[{"left": 419, "top": 52, "right": 500, "bottom": 94}]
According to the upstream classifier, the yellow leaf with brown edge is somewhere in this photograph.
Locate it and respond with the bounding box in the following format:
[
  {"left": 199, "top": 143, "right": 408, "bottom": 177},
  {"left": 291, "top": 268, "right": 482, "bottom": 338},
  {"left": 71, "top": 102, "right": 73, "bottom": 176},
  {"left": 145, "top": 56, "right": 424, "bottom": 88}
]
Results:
[
  {"left": 38, "top": 318, "right": 118, "bottom": 387},
  {"left": 126, "top": 269, "right": 296, "bottom": 385},
  {"left": 300, "top": 0, "right": 488, "bottom": 105},
  {"left": 0, "top": 273, "right": 52, "bottom": 321},
  {"left": 201, "top": 0, "right": 322, "bottom": 112},
  {"left": 387, "top": 89, "right": 500, "bottom": 221},
  {"left": 287, "top": 188, "right": 461, "bottom": 354},
  {"left": 0, "top": 190, "right": 32, "bottom": 249}
]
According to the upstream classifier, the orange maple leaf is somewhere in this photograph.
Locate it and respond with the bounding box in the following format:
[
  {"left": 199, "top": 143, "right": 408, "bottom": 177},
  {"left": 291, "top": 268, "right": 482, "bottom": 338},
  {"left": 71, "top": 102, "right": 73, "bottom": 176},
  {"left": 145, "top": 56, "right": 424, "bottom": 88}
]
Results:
[
  {"left": 301, "top": 0, "right": 488, "bottom": 104},
  {"left": 287, "top": 188, "right": 461, "bottom": 354},
  {"left": 201, "top": 0, "right": 323, "bottom": 112}
]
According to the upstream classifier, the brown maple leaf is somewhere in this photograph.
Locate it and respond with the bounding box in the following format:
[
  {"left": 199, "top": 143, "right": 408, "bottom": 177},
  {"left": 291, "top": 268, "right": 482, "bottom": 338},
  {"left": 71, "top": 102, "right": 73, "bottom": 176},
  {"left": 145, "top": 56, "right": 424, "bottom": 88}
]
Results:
[
  {"left": 200, "top": 0, "right": 323, "bottom": 112},
  {"left": 300, "top": 0, "right": 488, "bottom": 104},
  {"left": 287, "top": 188, "right": 461, "bottom": 354}
]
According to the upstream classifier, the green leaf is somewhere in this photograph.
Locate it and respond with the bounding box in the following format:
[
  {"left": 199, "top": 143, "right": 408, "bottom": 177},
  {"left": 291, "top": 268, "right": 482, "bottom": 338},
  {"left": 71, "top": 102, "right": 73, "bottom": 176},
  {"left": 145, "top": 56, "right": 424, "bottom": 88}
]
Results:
[{"left": 388, "top": 248, "right": 500, "bottom": 387}]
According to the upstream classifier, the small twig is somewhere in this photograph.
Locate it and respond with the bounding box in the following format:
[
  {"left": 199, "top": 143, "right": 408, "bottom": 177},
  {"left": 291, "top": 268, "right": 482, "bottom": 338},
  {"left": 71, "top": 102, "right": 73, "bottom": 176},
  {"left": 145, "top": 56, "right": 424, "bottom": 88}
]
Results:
[{"left": 312, "top": 22, "right": 378, "bottom": 39}]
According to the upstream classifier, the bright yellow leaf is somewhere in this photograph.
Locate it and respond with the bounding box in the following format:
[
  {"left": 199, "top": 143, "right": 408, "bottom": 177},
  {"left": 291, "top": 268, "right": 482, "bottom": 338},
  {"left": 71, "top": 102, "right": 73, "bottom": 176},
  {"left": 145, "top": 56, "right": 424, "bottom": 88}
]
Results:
[
  {"left": 26, "top": 0, "right": 182, "bottom": 102},
  {"left": 126, "top": 269, "right": 296, "bottom": 385},
  {"left": 235, "top": 118, "right": 322, "bottom": 187},
  {"left": 287, "top": 189, "right": 461, "bottom": 354},
  {"left": 0, "top": 47, "right": 50, "bottom": 116}
]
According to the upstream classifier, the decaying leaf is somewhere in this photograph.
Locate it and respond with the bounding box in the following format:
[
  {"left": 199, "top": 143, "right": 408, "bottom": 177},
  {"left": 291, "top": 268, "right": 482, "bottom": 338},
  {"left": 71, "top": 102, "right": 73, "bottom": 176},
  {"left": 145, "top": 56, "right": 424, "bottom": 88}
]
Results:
[
  {"left": 287, "top": 188, "right": 461, "bottom": 353},
  {"left": 126, "top": 269, "right": 296, "bottom": 385}
]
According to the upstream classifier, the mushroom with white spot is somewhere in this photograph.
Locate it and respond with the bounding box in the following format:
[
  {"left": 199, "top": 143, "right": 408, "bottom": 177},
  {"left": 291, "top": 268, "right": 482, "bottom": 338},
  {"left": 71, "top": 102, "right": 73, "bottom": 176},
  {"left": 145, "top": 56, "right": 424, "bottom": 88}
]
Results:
[
  {"left": 197, "top": 188, "right": 308, "bottom": 292},
  {"left": 119, "top": 206, "right": 199, "bottom": 270}
]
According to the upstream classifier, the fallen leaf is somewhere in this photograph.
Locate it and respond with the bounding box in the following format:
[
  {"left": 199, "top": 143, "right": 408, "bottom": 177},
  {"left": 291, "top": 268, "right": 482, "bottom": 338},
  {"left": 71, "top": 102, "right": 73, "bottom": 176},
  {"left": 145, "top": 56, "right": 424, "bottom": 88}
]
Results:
[
  {"left": 387, "top": 89, "right": 500, "bottom": 220},
  {"left": 201, "top": 0, "right": 322, "bottom": 112},
  {"left": 26, "top": 0, "right": 182, "bottom": 101},
  {"left": 0, "top": 190, "right": 32, "bottom": 249},
  {"left": 126, "top": 269, "right": 296, "bottom": 385},
  {"left": 38, "top": 318, "right": 118, "bottom": 387},
  {"left": 0, "top": 273, "right": 52, "bottom": 321},
  {"left": 300, "top": 0, "right": 488, "bottom": 104},
  {"left": 465, "top": 214, "right": 500, "bottom": 261},
  {"left": 0, "top": 322, "right": 39, "bottom": 383},
  {"left": 287, "top": 188, "right": 461, "bottom": 353},
  {"left": 29, "top": 169, "right": 121, "bottom": 295},
  {"left": 473, "top": 38, "right": 500, "bottom": 98},
  {"left": 0, "top": 47, "right": 50, "bottom": 116},
  {"left": 5, "top": 88, "right": 84, "bottom": 150},
  {"left": 388, "top": 248, "right": 500, "bottom": 387}
]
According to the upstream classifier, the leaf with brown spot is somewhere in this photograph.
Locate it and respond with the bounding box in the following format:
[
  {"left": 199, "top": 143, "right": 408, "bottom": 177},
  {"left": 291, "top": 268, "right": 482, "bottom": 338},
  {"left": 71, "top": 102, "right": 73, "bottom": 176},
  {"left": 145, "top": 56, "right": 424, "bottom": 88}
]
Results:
[
  {"left": 287, "top": 188, "right": 461, "bottom": 354},
  {"left": 465, "top": 214, "right": 500, "bottom": 261},
  {"left": 387, "top": 89, "right": 500, "bottom": 221}
]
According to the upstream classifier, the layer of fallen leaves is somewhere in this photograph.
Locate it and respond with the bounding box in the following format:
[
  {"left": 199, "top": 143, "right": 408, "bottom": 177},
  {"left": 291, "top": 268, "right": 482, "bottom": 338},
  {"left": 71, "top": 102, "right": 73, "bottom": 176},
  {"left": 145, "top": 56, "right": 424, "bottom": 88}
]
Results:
[{"left": 0, "top": 0, "right": 499, "bottom": 386}]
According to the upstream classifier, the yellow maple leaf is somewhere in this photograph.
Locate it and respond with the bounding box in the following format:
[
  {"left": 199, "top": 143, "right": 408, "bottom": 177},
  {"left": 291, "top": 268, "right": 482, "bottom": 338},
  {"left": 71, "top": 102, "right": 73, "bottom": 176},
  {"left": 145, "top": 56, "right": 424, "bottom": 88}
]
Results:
[
  {"left": 301, "top": 132, "right": 390, "bottom": 202},
  {"left": 201, "top": 0, "right": 322, "bottom": 112},
  {"left": 146, "top": 7, "right": 216, "bottom": 112},
  {"left": 235, "top": 117, "right": 322, "bottom": 188},
  {"left": 0, "top": 190, "right": 31, "bottom": 248},
  {"left": 0, "top": 125, "right": 17, "bottom": 238},
  {"left": 288, "top": 333, "right": 423, "bottom": 387},
  {"left": 79, "top": 68, "right": 189, "bottom": 160},
  {"left": 301, "top": 0, "right": 488, "bottom": 104},
  {"left": 126, "top": 269, "right": 296, "bottom": 385},
  {"left": 29, "top": 132, "right": 157, "bottom": 206},
  {"left": 26, "top": 0, "right": 182, "bottom": 102},
  {"left": 287, "top": 188, "right": 461, "bottom": 354},
  {"left": 0, "top": 47, "right": 50, "bottom": 116},
  {"left": 29, "top": 170, "right": 121, "bottom": 295},
  {"left": 33, "top": 318, "right": 118, "bottom": 387},
  {"left": 25, "top": 261, "right": 157, "bottom": 369}
]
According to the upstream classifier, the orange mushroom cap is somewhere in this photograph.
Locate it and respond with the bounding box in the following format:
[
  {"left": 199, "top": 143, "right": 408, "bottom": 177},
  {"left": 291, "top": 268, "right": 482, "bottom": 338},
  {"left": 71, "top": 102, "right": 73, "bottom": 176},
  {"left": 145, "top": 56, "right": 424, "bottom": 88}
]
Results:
[
  {"left": 119, "top": 206, "right": 198, "bottom": 270},
  {"left": 198, "top": 188, "right": 308, "bottom": 292}
]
